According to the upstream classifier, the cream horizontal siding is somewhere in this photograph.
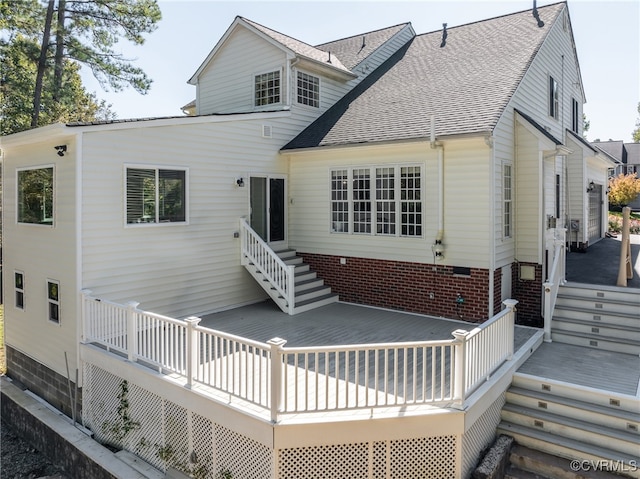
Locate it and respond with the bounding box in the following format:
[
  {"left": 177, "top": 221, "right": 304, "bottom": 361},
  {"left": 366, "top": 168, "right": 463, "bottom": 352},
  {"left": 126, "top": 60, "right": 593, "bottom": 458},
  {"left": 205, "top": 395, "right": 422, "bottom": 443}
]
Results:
[
  {"left": 287, "top": 138, "right": 492, "bottom": 268},
  {"left": 514, "top": 123, "right": 542, "bottom": 263},
  {"left": 197, "top": 27, "right": 288, "bottom": 115},
  {"left": 2, "top": 137, "right": 80, "bottom": 378},
  {"left": 566, "top": 137, "right": 586, "bottom": 244},
  {"left": 505, "top": 6, "right": 583, "bottom": 145},
  {"left": 80, "top": 116, "right": 295, "bottom": 318}
]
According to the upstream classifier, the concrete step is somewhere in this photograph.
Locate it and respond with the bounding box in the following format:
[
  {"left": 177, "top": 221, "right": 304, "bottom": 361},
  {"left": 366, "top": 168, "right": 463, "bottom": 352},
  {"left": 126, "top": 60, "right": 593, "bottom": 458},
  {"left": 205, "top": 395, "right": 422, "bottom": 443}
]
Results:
[
  {"left": 549, "top": 329, "right": 640, "bottom": 355},
  {"left": 507, "top": 444, "right": 630, "bottom": 479},
  {"left": 497, "top": 422, "right": 640, "bottom": 478},
  {"left": 501, "top": 403, "right": 639, "bottom": 456},
  {"left": 506, "top": 386, "right": 640, "bottom": 434}
]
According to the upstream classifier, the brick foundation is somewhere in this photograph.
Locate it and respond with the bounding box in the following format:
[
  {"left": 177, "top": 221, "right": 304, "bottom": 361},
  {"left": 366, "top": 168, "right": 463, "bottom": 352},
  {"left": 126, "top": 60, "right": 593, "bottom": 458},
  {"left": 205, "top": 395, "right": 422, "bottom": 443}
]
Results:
[
  {"left": 511, "top": 262, "right": 543, "bottom": 327},
  {"left": 300, "top": 253, "right": 502, "bottom": 323},
  {"left": 6, "top": 346, "right": 82, "bottom": 418}
]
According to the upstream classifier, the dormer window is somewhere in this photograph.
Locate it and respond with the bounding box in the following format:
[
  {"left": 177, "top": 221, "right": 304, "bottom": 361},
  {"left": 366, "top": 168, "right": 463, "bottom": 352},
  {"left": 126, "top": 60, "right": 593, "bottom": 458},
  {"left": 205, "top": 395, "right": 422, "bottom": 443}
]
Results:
[
  {"left": 255, "top": 70, "right": 280, "bottom": 106},
  {"left": 297, "top": 71, "right": 319, "bottom": 108}
]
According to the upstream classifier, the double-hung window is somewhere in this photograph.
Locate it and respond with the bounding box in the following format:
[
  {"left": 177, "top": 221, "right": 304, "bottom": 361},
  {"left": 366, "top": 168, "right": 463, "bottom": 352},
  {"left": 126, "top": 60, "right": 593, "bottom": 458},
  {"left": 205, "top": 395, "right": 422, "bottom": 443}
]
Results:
[
  {"left": 17, "top": 166, "right": 54, "bottom": 225},
  {"left": 47, "top": 280, "right": 60, "bottom": 324},
  {"left": 549, "top": 76, "right": 559, "bottom": 119},
  {"left": 126, "top": 167, "right": 187, "bottom": 224},
  {"left": 503, "top": 163, "right": 513, "bottom": 238},
  {"left": 15, "top": 271, "right": 25, "bottom": 310},
  {"left": 330, "top": 165, "right": 422, "bottom": 237},
  {"left": 297, "top": 72, "right": 319, "bottom": 108},
  {"left": 255, "top": 70, "right": 280, "bottom": 106}
]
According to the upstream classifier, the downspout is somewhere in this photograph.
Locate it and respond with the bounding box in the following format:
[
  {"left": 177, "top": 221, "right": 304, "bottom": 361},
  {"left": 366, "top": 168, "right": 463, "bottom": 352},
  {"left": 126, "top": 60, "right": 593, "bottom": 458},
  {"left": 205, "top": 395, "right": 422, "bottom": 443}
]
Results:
[
  {"left": 487, "top": 134, "right": 496, "bottom": 317},
  {"left": 430, "top": 116, "right": 444, "bottom": 258},
  {"left": 75, "top": 130, "right": 83, "bottom": 388}
]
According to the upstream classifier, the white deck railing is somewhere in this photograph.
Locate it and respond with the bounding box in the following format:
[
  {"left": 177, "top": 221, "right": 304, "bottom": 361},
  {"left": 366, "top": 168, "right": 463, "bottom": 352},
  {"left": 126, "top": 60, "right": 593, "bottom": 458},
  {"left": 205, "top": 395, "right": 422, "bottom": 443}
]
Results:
[
  {"left": 82, "top": 291, "right": 518, "bottom": 420},
  {"left": 543, "top": 228, "right": 567, "bottom": 342},
  {"left": 239, "top": 218, "right": 295, "bottom": 314}
]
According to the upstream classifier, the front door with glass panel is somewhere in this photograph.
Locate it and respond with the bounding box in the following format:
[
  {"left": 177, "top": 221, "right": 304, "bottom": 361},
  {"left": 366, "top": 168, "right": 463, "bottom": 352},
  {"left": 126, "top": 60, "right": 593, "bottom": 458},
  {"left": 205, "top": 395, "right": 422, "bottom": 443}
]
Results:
[{"left": 250, "top": 176, "right": 286, "bottom": 243}]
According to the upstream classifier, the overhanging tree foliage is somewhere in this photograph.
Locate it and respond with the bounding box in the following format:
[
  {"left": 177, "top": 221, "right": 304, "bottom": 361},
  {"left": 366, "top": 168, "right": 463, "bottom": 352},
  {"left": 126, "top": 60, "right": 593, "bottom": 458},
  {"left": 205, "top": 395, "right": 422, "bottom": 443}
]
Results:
[
  {"left": 608, "top": 173, "right": 640, "bottom": 208},
  {"left": 1, "top": 0, "right": 161, "bottom": 130},
  {"left": 1, "top": 35, "right": 116, "bottom": 135}
]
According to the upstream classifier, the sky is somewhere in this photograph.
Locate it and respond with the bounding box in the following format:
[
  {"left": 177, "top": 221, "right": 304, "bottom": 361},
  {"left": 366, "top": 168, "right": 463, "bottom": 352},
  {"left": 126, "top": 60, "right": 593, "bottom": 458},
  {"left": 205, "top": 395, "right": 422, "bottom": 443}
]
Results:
[{"left": 79, "top": 0, "right": 640, "bottom": 143}]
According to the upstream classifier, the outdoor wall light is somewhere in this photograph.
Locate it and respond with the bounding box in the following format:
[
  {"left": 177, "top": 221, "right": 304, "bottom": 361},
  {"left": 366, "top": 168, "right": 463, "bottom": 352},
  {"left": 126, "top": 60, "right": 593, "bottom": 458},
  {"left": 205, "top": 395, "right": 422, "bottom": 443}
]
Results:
[
  {"left": 54, "top": 145, "right": 67, "bottom": 157},
  {"left": 236, "top": 177, "right": 245, "bottom": 187},
  {"left": 586, "top": 180, "right": 595, "bottom": 193},
  {"left": 432, "top": 239, "right": 445, "bottom": 259}
]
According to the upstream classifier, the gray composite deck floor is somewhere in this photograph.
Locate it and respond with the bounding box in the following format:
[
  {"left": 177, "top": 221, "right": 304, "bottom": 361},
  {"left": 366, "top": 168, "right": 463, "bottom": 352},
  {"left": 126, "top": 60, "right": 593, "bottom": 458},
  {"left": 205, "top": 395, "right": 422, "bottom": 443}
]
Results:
[
  {"left": 200, "top": 300, "right": 536, "bottom": 350},
  {"left": 198, "top": 301, "right": 537, "bottom": 406},
  {"left": 516, "top": 342, "right": 640, "bottom": 396}
]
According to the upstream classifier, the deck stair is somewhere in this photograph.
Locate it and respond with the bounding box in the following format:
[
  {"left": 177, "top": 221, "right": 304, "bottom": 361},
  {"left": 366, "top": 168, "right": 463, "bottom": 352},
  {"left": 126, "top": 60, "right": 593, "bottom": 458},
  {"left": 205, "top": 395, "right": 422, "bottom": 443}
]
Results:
[
  {"left": 245, "top": 246, "right": 339, "bottom": 314},
  {"left": 498, "top": 374, "right": 640, "bottom": 478},
  {"left": 550, "top": 283, "right": 640, "bottom": 355}
]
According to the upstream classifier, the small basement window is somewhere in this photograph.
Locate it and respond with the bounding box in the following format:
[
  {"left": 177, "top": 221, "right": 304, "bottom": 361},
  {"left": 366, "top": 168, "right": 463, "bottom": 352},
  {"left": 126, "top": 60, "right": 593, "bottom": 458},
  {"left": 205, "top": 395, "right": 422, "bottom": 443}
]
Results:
[{"left": 452, "top": 266, "right": 471, "bottom": 277}]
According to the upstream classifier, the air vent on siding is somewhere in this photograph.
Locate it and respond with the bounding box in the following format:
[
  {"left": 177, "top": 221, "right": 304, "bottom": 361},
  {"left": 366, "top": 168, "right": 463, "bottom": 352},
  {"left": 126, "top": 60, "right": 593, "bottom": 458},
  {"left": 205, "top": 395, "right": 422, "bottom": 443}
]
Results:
[{"left": 262, "top": 125, "right": 272, "bottom": 138}]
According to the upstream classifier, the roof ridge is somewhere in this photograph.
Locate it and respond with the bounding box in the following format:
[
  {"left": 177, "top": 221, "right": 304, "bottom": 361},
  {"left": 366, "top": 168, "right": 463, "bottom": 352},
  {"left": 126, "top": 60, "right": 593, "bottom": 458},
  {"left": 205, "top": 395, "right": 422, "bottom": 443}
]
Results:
[
  {"left": 414, "top": 1, "right": 567, "bottom": 37},
  {"left": 239, "top": 16, "right": 331, "bottom": 57}
]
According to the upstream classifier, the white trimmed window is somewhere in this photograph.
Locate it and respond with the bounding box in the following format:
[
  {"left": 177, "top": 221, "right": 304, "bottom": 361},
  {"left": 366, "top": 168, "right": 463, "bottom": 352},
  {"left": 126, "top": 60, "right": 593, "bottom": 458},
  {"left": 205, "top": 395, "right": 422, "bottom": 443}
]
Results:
[
  {"left": 330, "top": 165, "right": 422, "bottom": 237},
  {"left": 126, "top": 167, "right": 187, "bottom": 224},
  {"left": 503, "top": 163, "right": 513, "bottom": 238},
  {"left": 549, "top": 76, "right": 559, "bottom": 119},
  {"left": 255, "top": 70, "right": 280, "bottom": 106},
  {"left": 47, "top": 279, "right": 60, "bottom": 324},
  {"left": 15, "top": 271, "right": 25, "bottom": 310},
  {"left": 297, "top": 71, "right": 319, "bottom": 108},
  {"left": 17, "top": 166, "right": 54, "bottom": 225},
  {"left": 330, "top": 170, "right": 349, "bottom": 232}
]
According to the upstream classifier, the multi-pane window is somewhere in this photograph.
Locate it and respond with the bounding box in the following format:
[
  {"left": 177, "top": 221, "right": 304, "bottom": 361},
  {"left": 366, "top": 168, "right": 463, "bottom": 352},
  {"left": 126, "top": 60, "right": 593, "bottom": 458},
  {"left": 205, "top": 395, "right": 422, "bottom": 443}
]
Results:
[
  {"left": 331, "top": 170, "right": 349, "bottom": 232},
  {"left": 549, "top": 76, "right": 559, "bottom": 119},
  {"left": 126, "top": 167, "right": 186, "bottom": 224},
  {"left": 297, "top": 72, "right": 319, "bottom": 108},
  {"left": 47, "top": 280, "right": 60, "bottom": 324},
  {"left": 571, "top": 98, "right": 579, "bottom": 133},
  {"left": 330, "top": 165, "right": 422, "bottom": 237},
  {"left": 15, "top": 272, "right": 25, "bottom": 310},
  {"left": 17, "top": 166, "right": 54, "bottom": 225},
  {"left": 352, "top": 169, "right": 371, "bottom": 233},
  {"left": 400, "top": 167, "right": 422, "bottom": 236},
  {"left": 503, "top": 163, "right": 512, "bottom": 238},
  {"left": 255, "top": 70, "right": 280, "bottom": 106},
  {"left": 376, "top": 168, "right": 396, "bottom": 235}
]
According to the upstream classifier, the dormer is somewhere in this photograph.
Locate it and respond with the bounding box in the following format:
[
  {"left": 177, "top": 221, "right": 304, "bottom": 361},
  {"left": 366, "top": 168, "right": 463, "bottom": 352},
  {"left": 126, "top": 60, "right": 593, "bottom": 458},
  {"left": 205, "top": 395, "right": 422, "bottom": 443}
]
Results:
[
  {"left": 186, "top": 17, "right": 415, "bottom": 117},
  {"left": 188, "top": 17, "right": 356, "bottom": 116}
]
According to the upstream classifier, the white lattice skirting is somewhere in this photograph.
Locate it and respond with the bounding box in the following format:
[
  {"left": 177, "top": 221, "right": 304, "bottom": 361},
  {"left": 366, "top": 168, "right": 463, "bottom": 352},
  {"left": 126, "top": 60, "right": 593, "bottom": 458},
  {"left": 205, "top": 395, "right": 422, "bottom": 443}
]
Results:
[{"left": 82, "top": 362, "right": 465, "bottom": 478}]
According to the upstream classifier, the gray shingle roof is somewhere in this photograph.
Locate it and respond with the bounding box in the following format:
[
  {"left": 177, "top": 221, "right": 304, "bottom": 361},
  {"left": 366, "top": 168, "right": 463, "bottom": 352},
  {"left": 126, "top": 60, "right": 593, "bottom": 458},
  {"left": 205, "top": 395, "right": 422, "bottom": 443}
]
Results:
[
  {"left": 241, "top": 17, "right": 351, "bottom": 74},
  {"left": 315, "top": 23, "right": 411, "bottom": 71},
  {"left": 283, "top": 2, "right": 566, "bottom": 150},
  {"left": 591, "top": 140, "right": 625, "bottom": 162},
  {"left": 625, "top": 143, "right": 640, "bottom": 165}
]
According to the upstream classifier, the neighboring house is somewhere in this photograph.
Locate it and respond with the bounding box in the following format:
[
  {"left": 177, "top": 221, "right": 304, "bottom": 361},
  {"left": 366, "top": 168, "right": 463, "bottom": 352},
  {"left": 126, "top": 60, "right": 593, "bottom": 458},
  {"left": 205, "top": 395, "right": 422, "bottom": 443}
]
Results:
[
  {"left": 592, "top": 139, "right": 640, "bottom": 210},
  {"left": 1, "top": 3, "right": 624, "bottom": 478}
]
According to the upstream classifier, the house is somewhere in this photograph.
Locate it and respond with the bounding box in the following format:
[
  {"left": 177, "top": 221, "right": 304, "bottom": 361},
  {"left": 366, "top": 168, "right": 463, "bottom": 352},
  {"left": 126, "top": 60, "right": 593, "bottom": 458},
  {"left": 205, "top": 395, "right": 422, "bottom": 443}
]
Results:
[
  {"left": 593, "top": 139, "right": 640, "bottom": 210},
  {"left": 2, "top": 3, "right": 632, "bottom": 478}
]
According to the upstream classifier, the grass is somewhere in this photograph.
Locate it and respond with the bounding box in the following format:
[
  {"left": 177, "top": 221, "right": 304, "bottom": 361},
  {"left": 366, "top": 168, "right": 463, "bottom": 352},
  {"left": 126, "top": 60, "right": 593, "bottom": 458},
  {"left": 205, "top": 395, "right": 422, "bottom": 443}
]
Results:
[{"left": 0, "top": 304, "right": 5, "bottom": 374}]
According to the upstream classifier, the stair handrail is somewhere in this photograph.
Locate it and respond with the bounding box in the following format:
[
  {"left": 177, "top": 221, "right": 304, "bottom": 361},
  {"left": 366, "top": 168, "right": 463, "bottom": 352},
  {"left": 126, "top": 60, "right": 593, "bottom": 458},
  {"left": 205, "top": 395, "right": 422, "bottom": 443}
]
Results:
[
  {"left": 543, "top": 228, "right": 567, "bottom": 342},
  {"left": 240, "top": 218, "right": 295, "bottom": 313}
]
